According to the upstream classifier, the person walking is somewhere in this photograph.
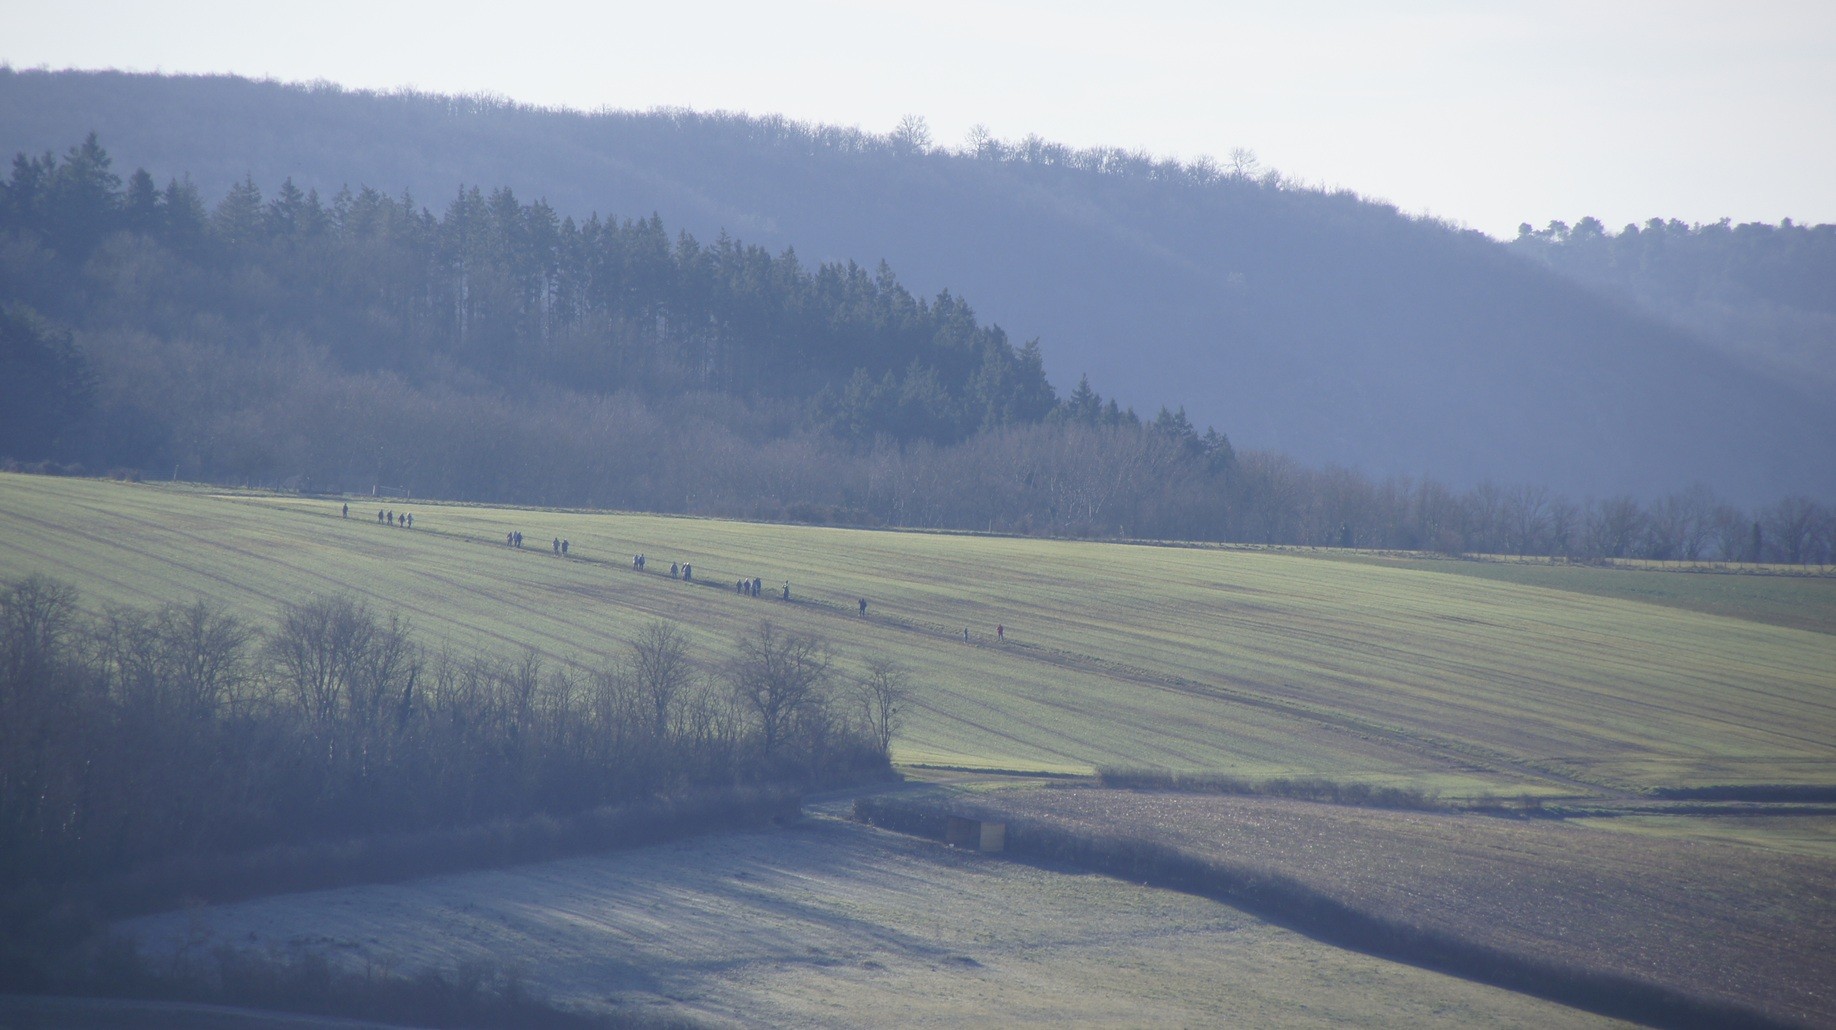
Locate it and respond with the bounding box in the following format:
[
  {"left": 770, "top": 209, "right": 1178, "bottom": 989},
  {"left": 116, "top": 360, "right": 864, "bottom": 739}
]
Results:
[
  {"left": 997, "top": 624, "right": 1004, "bottom": 641},
  {"left": 341, "top": 502, "right": 348, "bottom": 518}
]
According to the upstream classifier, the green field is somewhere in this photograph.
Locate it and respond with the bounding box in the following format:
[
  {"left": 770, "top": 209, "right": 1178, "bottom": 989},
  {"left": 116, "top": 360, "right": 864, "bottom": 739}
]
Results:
[
  {"left": 1384, "top": 555, "right": 1836, "bottom": 634},
  {"left": 3, "top": 472, "right": 1833, "bottom": 792}
]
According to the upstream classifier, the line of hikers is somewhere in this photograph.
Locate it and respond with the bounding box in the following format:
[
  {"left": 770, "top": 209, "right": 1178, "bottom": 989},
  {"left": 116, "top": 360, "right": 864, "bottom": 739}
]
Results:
[
  {"left": 621, "top": 550, "right": 1009, "bottom": 639},
  {"left": 345, "top": 506, "right": 1015, "bottom": 646},
  {"left": 631, "top": 554, "right": 787, "bottom": 601}
]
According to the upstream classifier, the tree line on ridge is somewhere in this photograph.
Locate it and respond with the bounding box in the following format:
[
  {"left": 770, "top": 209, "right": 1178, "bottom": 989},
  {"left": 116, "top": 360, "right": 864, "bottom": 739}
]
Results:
[{"left": 1, "top": 135, "right": 1830, "bottom": 563}]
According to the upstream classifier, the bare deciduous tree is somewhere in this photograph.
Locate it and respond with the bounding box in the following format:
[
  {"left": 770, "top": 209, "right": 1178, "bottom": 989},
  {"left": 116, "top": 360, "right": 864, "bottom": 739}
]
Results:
[
  {"left": 0, "top": 575, "right": 77, "bottom": 690},
  {"left": 732, "top": 621, "right": 830, "bottom": 756},
  {"left": 855, "top": 657, "right": 912, "bottom": 757},
  {"left": 1761, "top": 496, "right": 1826, "bottom": 565},
  {"left": 157, "top": 598, "right": 253, "bottom": 718},
  {"left": 268, "top": 595, "right": 418, "bottom": 734},
  {"left": 964, "top": 123, "right": 995, "bottom": 158},
  {"left": 1503, "top": 484, "right": 1551, "bottom": 556},
  {"left": 891, "top": 114, "right": 932, "bottom": 155},
  {"left": 629, "top": 621, "right": 693, "bottom": 740},
  {"left": 1584, "top": 496, "right": 1646, "bottom": 559}
]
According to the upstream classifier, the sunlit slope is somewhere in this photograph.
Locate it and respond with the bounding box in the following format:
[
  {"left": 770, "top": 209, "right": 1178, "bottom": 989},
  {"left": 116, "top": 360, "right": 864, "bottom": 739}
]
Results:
[{"left": 3, "top": 474, "right": 1832, "bottom": 790}]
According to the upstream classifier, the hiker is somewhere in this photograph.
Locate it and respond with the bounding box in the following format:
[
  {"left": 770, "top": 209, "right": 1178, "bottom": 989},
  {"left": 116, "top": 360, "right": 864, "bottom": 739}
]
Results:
[
  {"left": 387, "top": 511, "right": 395, "bottom": 525},
  {"left": 515, "top": 531, "right": 523, "bottom": 547},
  {"left": 508, "top": 532, "right": 515, "bottom": 547},
  {"left": 782, "top": 581, "right": 791, "bottom": 601},
  {"left": 561, "top": 540, "right": 568, "bottom": 555},
  {"left": 683, "top": 563, "right": 692, "bottom": 581},
  {"left": 406, "top": 514, "right": 413, "bottom": 528},
  {"left": 553, "top": 537, "right": 561, "bottom": 554},
  {"left": 753, "top": 577, "right": 762, "bottom": 597},
  {"left": 341, "top": 502, "right": 348, "bottom": 518},
  {"left": 737, "top": 579, "right": 745, "bottom": 594},
  {"left": 377, "top": 509, "right": 385, "bottom": 523},
  {"left": 859, "top": 598, "right": 868, "bottom": 616},
  {"left": 963, "top": 627, "right": 970, "bottom": 643},
  {"left": 997, "top": 624, "right": 1005, "bottom": 641},
  {"left": 670, "top": 562, "right": 679, "bottom": 578}
]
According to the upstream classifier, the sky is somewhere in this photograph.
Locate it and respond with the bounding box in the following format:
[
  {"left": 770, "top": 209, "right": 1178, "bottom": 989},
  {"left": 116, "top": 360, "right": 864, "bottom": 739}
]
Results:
[{"left": 4, "top": 0, "right": 1832, "bottom": 238}]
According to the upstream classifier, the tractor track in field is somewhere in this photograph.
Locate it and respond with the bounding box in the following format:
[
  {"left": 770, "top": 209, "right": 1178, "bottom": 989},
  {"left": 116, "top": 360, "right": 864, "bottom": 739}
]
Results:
[
  {"left": 3, "top": 502, "right": 306, "bottom": 615},
  {"left": 238, "top": 497, "right": 1628, "bottom": 797}
]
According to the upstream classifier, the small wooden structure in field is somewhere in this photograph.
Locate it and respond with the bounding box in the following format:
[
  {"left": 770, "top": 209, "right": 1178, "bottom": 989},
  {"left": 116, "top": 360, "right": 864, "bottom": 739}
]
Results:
[{"left": 945, "top": 815, "right": 1006, "bottom": 853}]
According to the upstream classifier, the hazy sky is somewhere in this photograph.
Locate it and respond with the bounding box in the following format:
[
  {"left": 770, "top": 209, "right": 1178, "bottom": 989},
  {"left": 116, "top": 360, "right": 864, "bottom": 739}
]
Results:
[{"left": 5, "top": 1, "right": 1831, "bottom": 237}]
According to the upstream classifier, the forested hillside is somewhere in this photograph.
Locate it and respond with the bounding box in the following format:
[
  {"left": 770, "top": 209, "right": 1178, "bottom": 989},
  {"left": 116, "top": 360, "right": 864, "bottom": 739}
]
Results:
[
  {"left": 1, "top": 134, "right": 1057, "bottom": 445},
  {"left": 1509, "top": 217, "right": 1836, "bottom": 394},
  {"left": 2, "top": 134, "right": 1830, "bottom": 562},
  {"left": 2, "top": 68, "right": 1829, "bottom": 504},
  {"left": 0, "top": 134, "right": 1081, "bottom": 498}
]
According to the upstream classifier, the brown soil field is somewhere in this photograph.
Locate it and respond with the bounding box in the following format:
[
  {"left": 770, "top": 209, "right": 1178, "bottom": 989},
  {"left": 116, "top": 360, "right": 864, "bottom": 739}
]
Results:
[
  {"left": 118, "top": 809, "right": 1620, "bottom": 1028},
  {"left": 0, "top": 995, "right": 408, "bottom": 1029},
  {"left": 940, "top": 786, "right": 1836, "bottom": 1026}
]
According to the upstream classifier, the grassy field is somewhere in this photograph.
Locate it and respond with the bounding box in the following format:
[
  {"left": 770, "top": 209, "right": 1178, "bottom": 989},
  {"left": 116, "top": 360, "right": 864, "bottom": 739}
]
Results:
[
  {"left": 1383, "top": 555, "right": 1836, "bottom": 635},
  {"left": 10, "top": 472, "right": 1830, "bottom": 1025},
  {"left": 929, "top": 786, "right": 1836, "bottom": 1026},
  {"left": 3, "top": 472, "right": 1833, "bottom": 793},
  {"left": 119, "top": 802, "right": 1621, "bottom": 1028}
]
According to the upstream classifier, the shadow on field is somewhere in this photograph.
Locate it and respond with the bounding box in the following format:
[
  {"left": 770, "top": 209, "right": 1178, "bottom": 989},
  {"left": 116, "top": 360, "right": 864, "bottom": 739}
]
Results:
[{"left": 854, "top": 794, "right": 1803, "bottom": 1030}]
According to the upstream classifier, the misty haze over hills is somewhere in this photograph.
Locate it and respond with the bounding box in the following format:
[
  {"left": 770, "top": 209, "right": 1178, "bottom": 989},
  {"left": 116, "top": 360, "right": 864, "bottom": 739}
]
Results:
[{"left": 1, "top": 68, "right": 1830, "bottom": 504}]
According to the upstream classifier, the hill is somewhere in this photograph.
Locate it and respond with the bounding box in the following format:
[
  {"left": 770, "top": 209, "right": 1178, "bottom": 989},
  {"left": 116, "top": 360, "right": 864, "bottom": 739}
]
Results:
[
  {"left": 4, "top": 473, "right": 1831, "bottom": 791},
  {"left": 2, "top": 68, "right": 1831, "bottom": 504},
  {"left": 862, "top": 787, "right": 1836, "bottom": 1027},
  {"left": 1509, "top": 216, "right": 1836, "bottom": 395},
  {"left": 9, "top": 474, "right": 1832, "bottom": 1025},
  {"left": 115, "top": 802, "right": 1621, "bottom": 1028}
]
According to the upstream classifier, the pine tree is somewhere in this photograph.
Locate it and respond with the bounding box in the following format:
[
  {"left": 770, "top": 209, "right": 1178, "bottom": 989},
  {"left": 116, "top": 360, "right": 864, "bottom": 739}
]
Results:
[{"left": 212, "top": 174, "right": 264, "bottom": 250}]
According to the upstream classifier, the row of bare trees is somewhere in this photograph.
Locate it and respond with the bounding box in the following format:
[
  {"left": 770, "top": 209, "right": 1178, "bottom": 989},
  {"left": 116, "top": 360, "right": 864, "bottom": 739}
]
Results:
[{"left": 0, "top": 576, "right": 908, "bottom": 887}]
